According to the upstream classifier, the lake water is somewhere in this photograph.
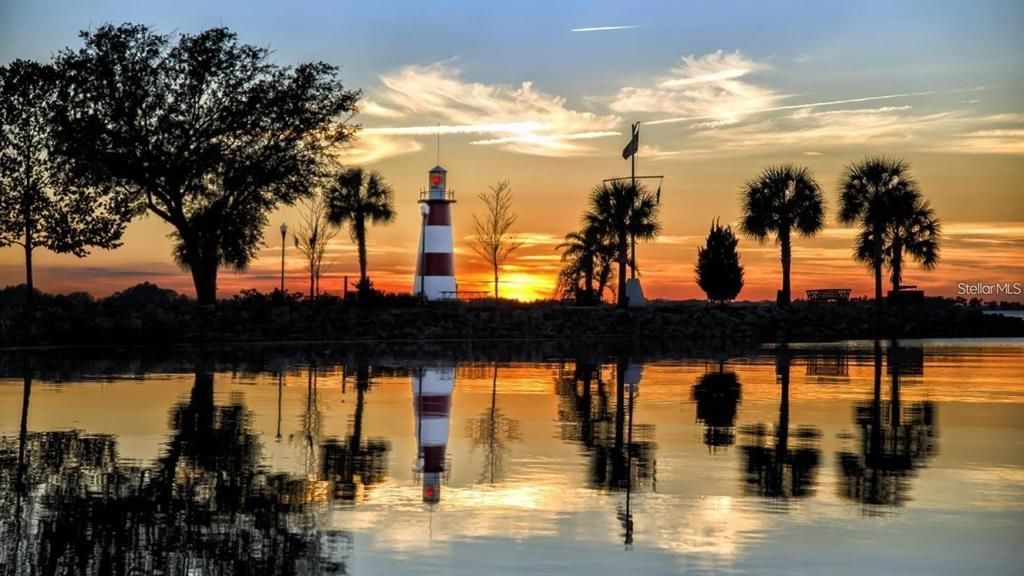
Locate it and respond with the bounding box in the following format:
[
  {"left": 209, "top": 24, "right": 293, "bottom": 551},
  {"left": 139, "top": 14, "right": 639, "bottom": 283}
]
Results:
[{"left": 1, "top": 339, "right": 1022, "bottom": 575}]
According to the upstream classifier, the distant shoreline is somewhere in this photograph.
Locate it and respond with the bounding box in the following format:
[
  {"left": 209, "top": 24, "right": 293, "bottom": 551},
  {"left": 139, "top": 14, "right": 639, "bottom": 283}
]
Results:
[{"left": 3, "top": 285, "right": 1022, "bottom": 349}]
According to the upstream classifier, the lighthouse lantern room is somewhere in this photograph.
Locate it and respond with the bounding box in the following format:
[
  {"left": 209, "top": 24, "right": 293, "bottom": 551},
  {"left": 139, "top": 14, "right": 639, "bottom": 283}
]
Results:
[{"left": 414, "top": 165, "right": 457, "bottom": 300}]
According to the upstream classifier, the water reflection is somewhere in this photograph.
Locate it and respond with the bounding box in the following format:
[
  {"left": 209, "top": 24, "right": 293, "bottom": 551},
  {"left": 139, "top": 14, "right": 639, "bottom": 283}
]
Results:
[
  {"left": 0, "top": 366, "right": 351, "bottom": 575},
  {"left": 837, "top": 341, "right": 938, "bottom": 509},
  {"left": 466, "top": 364, "right": 522, "bottom": 484},
  {"left": 0, "top": 340, "right": 1013, "bottom": 575},
  {"left": 692, "top": 361, "right": 742, "bottom": 452},
  {"left": 554, "top": 356, "right": 657, "bottom": 546},
  {"left": 322, "top": 363, "right": 391, "bottom": 502},
  {"left": 413, "top": 365, "right": 455, "bottom": 505},
  {"left": 739, "top": 346, "right": 822, "bottom": 500}
]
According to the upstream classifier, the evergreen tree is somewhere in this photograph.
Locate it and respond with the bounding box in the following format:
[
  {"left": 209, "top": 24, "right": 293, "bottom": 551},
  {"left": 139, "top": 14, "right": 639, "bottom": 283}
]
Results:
[{"left": 696, "top": 219, "right": 744, "bottom": 303}]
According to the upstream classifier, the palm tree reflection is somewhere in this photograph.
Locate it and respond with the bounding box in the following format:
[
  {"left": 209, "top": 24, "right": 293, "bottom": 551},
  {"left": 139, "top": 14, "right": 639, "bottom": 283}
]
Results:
[
  {"left": 555, "top": 355, "right": 656, "bottom": 547},
  {"left": 837, "top": 340, "right": 937, "bottom": 509},
  {"left": 739, "top": 346, "right": 822, "bottom": 500},
  {"left": 322, "top": 362, "right": 391, "bottom": 501}
]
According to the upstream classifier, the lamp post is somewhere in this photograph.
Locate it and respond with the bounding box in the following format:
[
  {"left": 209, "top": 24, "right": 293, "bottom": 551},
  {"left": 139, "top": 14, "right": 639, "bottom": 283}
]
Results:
[
  {"left": 280, "top": 222, "right": 288, "bottom": 292},
  {"left": 419, "top": 203, "right": 430, "bottom": 300}
]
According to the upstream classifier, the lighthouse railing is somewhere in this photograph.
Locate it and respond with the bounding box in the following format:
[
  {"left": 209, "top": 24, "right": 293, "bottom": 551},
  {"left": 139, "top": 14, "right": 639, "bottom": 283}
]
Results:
[{"left": 419, "top": 188, "right": 456, "bottom": 201}]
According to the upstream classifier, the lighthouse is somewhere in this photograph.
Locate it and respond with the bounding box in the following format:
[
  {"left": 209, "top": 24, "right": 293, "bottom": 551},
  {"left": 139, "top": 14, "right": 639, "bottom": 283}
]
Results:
[
  {"left": 413, "top": 165, "right": 457, "bottom": 300},
  {"left": 412, "top": 365, "right": 455, "bottom": 504}
]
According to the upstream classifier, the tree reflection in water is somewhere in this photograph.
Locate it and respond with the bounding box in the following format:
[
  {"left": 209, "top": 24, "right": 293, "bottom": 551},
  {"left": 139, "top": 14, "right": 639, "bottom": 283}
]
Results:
[
  {"left": 692, "top": 362, "right": 742, "bottom": 453},
  {"left": 837, "top": 340, "right": 937, "bottom": 509},
  {"left": 466, "top": 364, "right": 522, "bottom": 484},
  {"left": 321, "top": 362, "right": 391, "bottom": 501},
  {"left": 739, "top": 346, "right": 822, "bottom": 500},
  {"left": 0, "top": 364, "right": 353, "bottom": 576},
  {"left": 554, "top": 355, "right": 657, "bottom": 547}
]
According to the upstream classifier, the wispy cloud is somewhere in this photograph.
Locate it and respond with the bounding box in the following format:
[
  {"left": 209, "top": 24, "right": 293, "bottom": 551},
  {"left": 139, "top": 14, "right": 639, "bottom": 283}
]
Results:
[
  {"left": 610, "top": 50, "right": 779, "bottom": 123},
  {"left": 646, "top": 91, "right": 936, "bottom": 126},
  {"left": 571, "top": 25, "right": 641, "bottom": 32},
  {"left": 346, "top": 62, "right": 622, "bottom": 160}
]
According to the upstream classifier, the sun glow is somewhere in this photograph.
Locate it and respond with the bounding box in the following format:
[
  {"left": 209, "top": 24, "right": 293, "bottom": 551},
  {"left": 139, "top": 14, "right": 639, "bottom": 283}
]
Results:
[{"left": 494, "top": 272, "right": 557, "bottom": 301}]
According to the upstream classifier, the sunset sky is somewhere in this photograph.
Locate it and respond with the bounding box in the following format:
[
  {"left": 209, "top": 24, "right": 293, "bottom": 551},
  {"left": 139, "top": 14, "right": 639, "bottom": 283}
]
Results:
[{"left": 1, "top": 0, "right": 1022, "bottom": 301}]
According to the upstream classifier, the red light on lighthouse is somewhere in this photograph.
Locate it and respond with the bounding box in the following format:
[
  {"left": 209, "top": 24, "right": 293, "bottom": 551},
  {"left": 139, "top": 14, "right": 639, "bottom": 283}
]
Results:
[{"left": 431, "top": 174, "right": 441, "bottom": 186}]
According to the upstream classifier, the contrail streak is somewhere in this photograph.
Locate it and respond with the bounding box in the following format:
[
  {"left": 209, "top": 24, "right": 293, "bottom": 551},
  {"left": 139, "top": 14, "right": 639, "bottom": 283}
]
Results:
[
  {"left": 571, "top": 25, "right": 641, "bottom": 32},
  {"left": 646, "top": 90, "right": 936, "bottom": 126}
]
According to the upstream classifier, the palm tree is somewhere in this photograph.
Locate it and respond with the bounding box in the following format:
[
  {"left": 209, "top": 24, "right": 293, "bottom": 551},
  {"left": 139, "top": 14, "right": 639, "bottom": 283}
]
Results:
[
  {"left": 325, "top": 167, "right": 396, "bottom": 296},
  {"left": 740, "top": 165, "right": 825, "bottom": 306},
  {"left": 884, "top": 195, "right": 940, "bottom": 293},
  {"left": 585, "top": 181, "right": 660, "bottom": 308},
  {"left": 556, "top": 223, "right": 614, "bottom": 302},
  {"left": 839, "top": 157, "right": 928, "bottom": 303}
]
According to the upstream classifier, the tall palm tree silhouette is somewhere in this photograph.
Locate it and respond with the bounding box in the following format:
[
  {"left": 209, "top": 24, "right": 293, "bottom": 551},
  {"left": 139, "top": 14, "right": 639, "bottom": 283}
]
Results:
[
  {"left": 326, "top": 167, "right": 396, "bottom": 296},
  {"left": 882, "top": 193, "right": 941, "bottom": 293},
  {"left": 585, "top": 181, "right": 660, "bottom": 308},
  {"left": 740, "top": 165, "right": 825, "bottom": 306},
  {"left": 839, "top": 157, "right": 940, "bottom": 302}
]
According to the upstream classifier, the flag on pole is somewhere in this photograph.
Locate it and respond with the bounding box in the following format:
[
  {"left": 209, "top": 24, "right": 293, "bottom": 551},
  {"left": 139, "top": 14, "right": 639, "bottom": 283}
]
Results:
[
  {"left": 655, "top": 182, "right": 661, "bottom": 203},
  {"left": 621, "top": 123, "right": 639, "bottom": 160}
]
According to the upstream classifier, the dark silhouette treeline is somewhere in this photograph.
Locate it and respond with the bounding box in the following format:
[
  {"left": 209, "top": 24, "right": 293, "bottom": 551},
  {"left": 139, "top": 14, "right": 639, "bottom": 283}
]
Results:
[{"left": 2, "top": 281, "right": 1022, "bottom": 348}]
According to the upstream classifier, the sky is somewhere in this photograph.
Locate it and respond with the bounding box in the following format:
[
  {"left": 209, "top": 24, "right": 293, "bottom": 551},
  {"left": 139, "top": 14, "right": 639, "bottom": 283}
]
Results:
[{"left": 1, "top": 0, "right": 1022, "bottom": 301}]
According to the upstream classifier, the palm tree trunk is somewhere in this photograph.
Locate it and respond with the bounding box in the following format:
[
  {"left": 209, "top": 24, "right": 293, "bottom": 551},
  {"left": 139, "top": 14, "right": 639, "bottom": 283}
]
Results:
[
  {"left": 779, "top": 229, "right": 792, "bottom": 306},
  {"left": 585, "top": 257, "right": 594, "bottom": 297},
  {"left": 873, "top": 227, "right": 884, "bottom": 306},
  {"left": 356, "top": 218, "right": 368, "bottom": 292},
  {"left": 891, "top": 237, "right": 903, "bottom": 292}
]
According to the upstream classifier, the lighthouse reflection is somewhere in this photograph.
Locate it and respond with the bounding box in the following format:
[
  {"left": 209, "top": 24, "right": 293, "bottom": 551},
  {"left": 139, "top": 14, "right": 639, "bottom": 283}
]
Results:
[{"left": 412, "top": 364, "right": 456, "bottom": 505}]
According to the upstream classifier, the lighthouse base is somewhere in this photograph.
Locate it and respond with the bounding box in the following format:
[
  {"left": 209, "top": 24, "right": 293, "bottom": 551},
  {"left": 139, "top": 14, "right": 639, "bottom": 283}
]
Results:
[
  {"left": 413, "top": 276, "right": 457, "bottom": 301},
  {"left": 625, "top": 278, "right": 647, "bottom": 307}
]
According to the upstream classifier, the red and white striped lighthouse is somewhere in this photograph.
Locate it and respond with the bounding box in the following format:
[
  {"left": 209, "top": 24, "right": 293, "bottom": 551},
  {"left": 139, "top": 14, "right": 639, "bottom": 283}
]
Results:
[
  {"left": 414, "top": 165, "right": 457, "bottom": 300},
  {"left": 413, "top": 365, "right": 455, "bottom": 504}
]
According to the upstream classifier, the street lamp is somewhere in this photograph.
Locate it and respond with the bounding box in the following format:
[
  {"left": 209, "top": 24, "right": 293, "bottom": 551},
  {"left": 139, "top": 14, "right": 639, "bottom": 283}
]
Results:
[
  {"left": 280, "top": 222, "right": 288, "bottom": 292},
  {"left": 419, "top": 203, "right": 430, "bottom": 300}
]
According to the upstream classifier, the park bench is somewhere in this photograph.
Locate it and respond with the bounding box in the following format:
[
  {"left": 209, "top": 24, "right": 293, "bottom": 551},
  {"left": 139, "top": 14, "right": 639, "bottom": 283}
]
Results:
[
  {"left": 888, "top": 285, "right": 924, "bottom": 305},
  {"left": 806, "top": 288, "right": 851, "bottom": 303},
  {"left": 440, "top": 290, "right": 490, "bottom": 301}
]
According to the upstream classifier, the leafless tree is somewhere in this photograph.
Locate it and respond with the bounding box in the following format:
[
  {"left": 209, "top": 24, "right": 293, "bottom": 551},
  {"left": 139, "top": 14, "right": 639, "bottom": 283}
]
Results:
[
  {"left": 293, "top": 190, "right": 339, "bottom": 299},
  {"left": 469, "top": 180, "right": 523, "bottom": 298}
]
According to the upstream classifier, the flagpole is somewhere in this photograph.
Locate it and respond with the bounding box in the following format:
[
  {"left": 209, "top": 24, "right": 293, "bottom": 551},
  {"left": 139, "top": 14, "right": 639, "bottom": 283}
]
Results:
[{"left": 630, "top": 122, "right": 637, "bottom": 279}]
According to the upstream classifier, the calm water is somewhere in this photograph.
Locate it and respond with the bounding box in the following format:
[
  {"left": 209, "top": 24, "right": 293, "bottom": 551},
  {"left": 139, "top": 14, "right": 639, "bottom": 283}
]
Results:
[{"left": 1, "top": 340, "right": 1022, "bottom": 575}]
